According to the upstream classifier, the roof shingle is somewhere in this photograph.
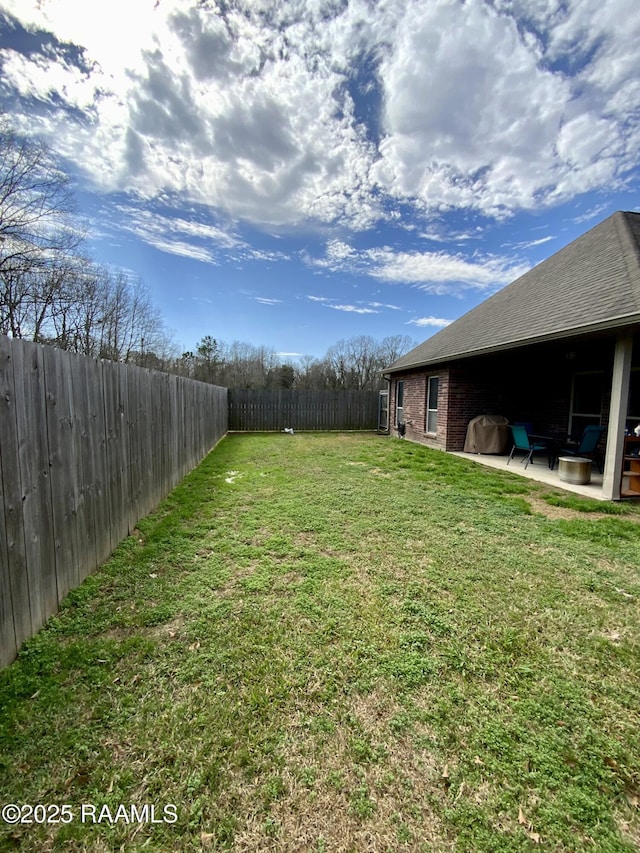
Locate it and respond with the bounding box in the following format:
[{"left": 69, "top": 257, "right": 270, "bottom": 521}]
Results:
[{"left": 387, "top": 211, "right": 640, "bottom": 373}]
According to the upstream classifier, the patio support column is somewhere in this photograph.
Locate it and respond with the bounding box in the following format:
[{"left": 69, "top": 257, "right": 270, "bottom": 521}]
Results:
[{"left": 602, "top": 331, "right": 633, "bottom": 500}]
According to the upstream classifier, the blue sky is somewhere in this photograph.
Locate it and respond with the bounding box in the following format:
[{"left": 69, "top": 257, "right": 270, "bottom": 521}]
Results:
[{"left": 1, "top": 0, "right": 639, "bottom": 359}]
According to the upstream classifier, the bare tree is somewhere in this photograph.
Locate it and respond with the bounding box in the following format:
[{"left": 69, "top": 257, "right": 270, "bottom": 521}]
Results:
[
  {"left": 220, "top": 340, "right": 280, "bottom": 388},
  {"left": 321, "top": 334, "right": 416, "bottom": 390},
  {"left": 42, "top": 257, "right": 103, "bottom": 353},
  {"left": 98, "top": 273, "right": 171, "bottom": 365},
  {"left": 325, "top": 336, "right": 379, "bottom": 390},
  {"left": 0, "top": 120, "right": 83, "bottom": 336},
  {"left": 0, "top": 121, "right": 176, "bottom": 364},
  {"left": 0, "top": 265, "right": 28, "bottom": 337},
  {"left": 347, "top": 335, "right": 379, "bottom": 390},
  {"left": 378, "top": 335, "right": 416, "bottom": 368}
]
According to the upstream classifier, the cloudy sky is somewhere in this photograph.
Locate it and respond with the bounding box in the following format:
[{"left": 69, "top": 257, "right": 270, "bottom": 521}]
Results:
[{"left": 1, "top": 0, "right": 639, "bottom": 357}]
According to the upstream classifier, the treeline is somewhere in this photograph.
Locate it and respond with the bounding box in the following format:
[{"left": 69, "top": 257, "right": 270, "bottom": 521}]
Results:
[
  {"left": 176, "top": 333, "right": 415, "bottom": 391},
  {"left": 0, "top": 119, "right": 174, "bottom": 366},
  {"left": 0, "top": 119, "right": 414, "bottom": 389}
]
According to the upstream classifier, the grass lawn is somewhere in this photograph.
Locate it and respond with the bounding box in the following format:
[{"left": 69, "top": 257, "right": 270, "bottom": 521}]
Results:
[{"left": 1, "top": 432, "right": 639, "bottom": 852}]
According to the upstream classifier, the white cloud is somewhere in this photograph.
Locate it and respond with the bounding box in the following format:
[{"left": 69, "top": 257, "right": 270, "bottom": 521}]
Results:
[
  {"left": 372, "top": 0, "right": 566, "bottom": 213},
  {"left": 407, "top": 316, "right": 451, "bottom": 328},
  {"left": 306, "top": 294, "right": 400, "bottom": 312},
  {"left": 2, "top": 0, "right": 639, "bottom": 228},
  {"left": 367, "top": 248, "right": 530, "bottom": 292},
  {"left": 246, "top": 248, "right": 291, "bottom": 263},
  {"left": 108, "top": 204, "right": 242, "bottom": 263},
  {"left": 0, "top": 47, "right": 98, "bottom": 112},
  {"left": 572, "top": 203, "right": 613, "bottom": 224},
  {"left": 146, "top": 238, "right": 220, "bottom": 265},
  {"left": 326, "top": 239, "right": 357, "bottom": 263},
  {"left": 368, "top": 301, "right": 402, "bottom": 310},
  {"left": 255, "top": 297, "right": 282, "bottom": 305},
  {"left": 304, "top": 241, "right": 530, "bottom": 294},
  {"left": 329, "top": 304, "right": 379, "bottom": 314},
  {"left": 0, "top": 0, "right": 378, "bottom": 227},
  {"left": 372, "top": 0, "right": 639, "bottom": 214},
  {"left": 509, "top": 236, "right": 555, "bottom": 250}
]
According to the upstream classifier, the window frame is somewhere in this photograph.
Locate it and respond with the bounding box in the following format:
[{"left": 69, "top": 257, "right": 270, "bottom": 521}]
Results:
[
  {"left": 396, "top": 380, "right": 404, "bottom": 426},
  {"left": 426, "top": 375, "right": 439, "bottom": 434}
]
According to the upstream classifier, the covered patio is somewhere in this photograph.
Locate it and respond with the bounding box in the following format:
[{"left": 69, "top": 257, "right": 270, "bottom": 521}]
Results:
[
  {"left": 385, "top": 212, "right": 640, "bottom": 501},
  {"left": 443, "top": 328, "right": 638, "bottom": 500}
]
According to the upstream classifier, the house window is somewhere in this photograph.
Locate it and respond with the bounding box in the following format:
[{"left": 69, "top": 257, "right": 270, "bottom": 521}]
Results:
[
  {"left": 570, "top": 371, "right": 603, "bottom": 437},
  {"left": 378, "top": 390, "right": 389, "bottom": 432},
  {"left": 396, "top": 380, "right": 404, "bottom": 425},
  {"left": 426, "top": 376, "right": 439, "bottom": 433}
]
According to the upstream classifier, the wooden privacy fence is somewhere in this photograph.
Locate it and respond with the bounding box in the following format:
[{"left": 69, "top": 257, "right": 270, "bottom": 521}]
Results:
[
  {"left": 0, "top": 337, "right": 228, "bottom": 668},
  {"left": 228, "top": 388, "right": 379, "bottom": 431}
]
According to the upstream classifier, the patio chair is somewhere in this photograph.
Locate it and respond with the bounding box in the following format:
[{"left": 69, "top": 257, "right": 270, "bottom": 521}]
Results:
[
  {"left": 507, "top": 424, "right": 548, "bottom": 469},
  {"left": 558, "top": 425, "right": 605, "bottom": 472}
]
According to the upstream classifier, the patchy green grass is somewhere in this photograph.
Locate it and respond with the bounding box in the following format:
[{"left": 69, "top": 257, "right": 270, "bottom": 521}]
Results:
[
  {"left": 1, "top": 433, "right": 639, "bottom": 852},
  {"left": 541, "top": 492, "right": 630, "bottom": 514}
]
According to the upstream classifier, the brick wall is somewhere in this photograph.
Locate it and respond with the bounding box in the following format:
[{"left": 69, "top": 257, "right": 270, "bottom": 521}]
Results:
[{"left": 390, "top": 369, "right": 449, "bottom": 449}]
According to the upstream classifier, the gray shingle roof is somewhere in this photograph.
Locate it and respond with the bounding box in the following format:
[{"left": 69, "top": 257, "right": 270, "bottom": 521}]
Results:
[{"left": 386, "top": 211, "right": 640, "bottom": 374}]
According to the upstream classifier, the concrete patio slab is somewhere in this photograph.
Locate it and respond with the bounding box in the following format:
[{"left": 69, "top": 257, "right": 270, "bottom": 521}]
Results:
[{"left": 452, "top": 451, "right": 606, "bottom": 499}]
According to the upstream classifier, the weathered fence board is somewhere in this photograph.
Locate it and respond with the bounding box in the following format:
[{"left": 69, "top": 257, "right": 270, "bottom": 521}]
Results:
[
  {"left": 0, "top": 338, "right": 22, "bottom": 650},
  {"left": 102, "top": 360, "right": 129, "bottom": 553},
  {"left": 0, "top": 446, "right": 14, "bottom": 664},
  {"left": 44, "top": 344, "right": 81, "bottom": 605},
  {"left": 228, "top": 389, "right": 379, "bottom": 432},
  {"left": 1, "top": 337, "right": 228, "bottom": 668},
  {"left": 0, "top": 336, "right": 31, "bottom": 650},
  {"left": 14, "top": 340, "right": 57, "bottom": 634}
]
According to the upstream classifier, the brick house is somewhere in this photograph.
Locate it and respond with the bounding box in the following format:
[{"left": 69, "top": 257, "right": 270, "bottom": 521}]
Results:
[{"left": 383, "top": 210, "right": 640, "bottom": 500}]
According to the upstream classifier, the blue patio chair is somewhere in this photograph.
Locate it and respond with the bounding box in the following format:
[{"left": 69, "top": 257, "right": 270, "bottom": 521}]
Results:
[
  {"left": 558, "top": 425, "right": 605, "bottom": 472},
  {"left": 507, "top": 424, "right": 548, "bottom": 469}
]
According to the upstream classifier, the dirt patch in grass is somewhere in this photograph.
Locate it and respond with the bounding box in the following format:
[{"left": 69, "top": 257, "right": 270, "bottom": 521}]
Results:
[
  {"left": 215, "top": 563, "right": 259, "bottom": 595},
  {"left": 526, "top": 495, "right": 591, "bottom": 520},
  {"left": 529, "top": 493, "right": 640, "bottom": 521},
  {"left": 148, "top": 616, "right": 185, "bottom": 639},
  {"left": 230, "top": 688, "right": 452, "bottom": 852},
  {"left": 130, "top": 527, "right": 146, "bottom": 544},
  {"left": 526, "top": 495, "right": 633, "bottom": 521},
  {"left": 369, "top": 467, "right": 393, "bottom": 477},
  {"left": 616, "top": 806, "right": 640, "bottom": 849}
]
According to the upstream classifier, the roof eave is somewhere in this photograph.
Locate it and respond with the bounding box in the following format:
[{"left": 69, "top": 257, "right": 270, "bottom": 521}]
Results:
[{"left": 383, "top": 313, "right": 640, "bottom": 376}]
